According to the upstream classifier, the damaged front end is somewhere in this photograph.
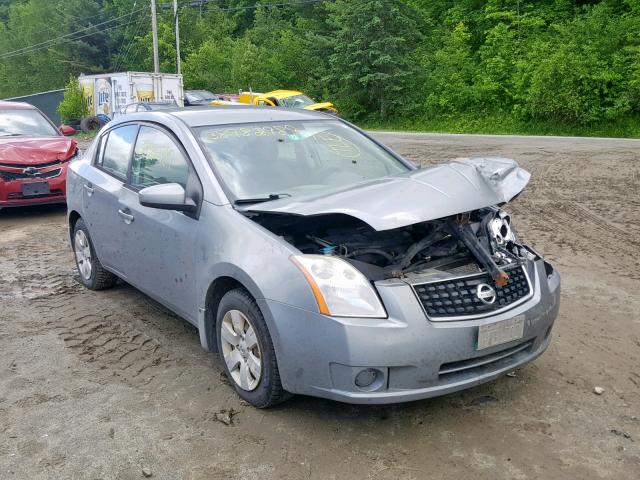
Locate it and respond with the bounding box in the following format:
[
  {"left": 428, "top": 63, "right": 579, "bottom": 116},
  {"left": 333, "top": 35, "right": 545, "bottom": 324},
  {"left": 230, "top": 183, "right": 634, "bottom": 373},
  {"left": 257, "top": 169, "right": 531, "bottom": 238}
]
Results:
[
  {"left": 248, "top": 207, "right": 541, "bottom": 317},
  {"left": 242, "top": 157, "right": 546, "bottom": 320},
  {"left": 232, "top": 155, "right": 559, "bottom": 403}
]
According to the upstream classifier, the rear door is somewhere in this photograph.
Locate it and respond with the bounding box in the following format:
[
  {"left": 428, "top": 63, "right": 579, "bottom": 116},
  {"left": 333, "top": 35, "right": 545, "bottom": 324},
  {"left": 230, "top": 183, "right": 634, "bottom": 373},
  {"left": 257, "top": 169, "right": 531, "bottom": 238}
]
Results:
[
  {"left": 115, "top": 124, "right": 201, "bottom": 320},
  {"left": 81, "top": 124, "right": 139, "bottom": 277}
]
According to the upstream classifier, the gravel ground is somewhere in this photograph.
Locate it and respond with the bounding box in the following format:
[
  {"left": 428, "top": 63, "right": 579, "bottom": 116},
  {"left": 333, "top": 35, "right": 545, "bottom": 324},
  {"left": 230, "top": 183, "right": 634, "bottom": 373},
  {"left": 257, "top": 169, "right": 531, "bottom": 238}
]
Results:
[{"left": 0, "top": 132, "right": 638, "bottom": 479}]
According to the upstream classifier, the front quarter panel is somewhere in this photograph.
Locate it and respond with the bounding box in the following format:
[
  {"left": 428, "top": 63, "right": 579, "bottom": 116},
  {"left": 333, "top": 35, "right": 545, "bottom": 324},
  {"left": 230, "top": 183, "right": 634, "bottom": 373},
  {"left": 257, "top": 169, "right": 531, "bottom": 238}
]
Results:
[
  {"left": 196, "top": 201, "right": 318, "bottom": 310},
  {"left": 196, "top": 201, "right": 320, "bottom": 351}
]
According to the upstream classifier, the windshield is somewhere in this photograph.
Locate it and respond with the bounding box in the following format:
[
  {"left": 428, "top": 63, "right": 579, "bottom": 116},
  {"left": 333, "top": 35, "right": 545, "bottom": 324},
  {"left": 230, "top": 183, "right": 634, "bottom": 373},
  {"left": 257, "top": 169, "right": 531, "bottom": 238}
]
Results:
[
  {"left": 0, "top": 108, "right": 59, "bottom": 137},
  {"left": 148, "top": 103, "right": 175, "bottom": 111},
  {"left": 196, "top": 120, "right": 410, "bottom": 201},
  {"left": 278, "top": 94, "right": 315, "bottom": 109},
  {"left": 187, "top": 91, "right": 215, "bottom": 102}
]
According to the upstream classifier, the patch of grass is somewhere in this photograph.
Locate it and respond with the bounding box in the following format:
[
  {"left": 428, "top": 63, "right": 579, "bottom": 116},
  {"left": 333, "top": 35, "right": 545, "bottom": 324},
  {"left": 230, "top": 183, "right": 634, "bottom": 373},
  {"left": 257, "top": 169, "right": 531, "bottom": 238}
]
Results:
[
  {"left": 363, "top": 113, "right": 640, "bottom": 138},
  {"left": 72, "top": 130, "right": 98, "bottom": 141}
]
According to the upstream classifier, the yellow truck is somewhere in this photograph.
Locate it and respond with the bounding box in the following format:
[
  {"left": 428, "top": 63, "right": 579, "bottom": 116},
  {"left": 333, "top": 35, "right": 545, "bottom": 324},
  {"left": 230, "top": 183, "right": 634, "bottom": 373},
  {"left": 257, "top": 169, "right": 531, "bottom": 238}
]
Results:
[{"left": 214, "top": 89, "right": 337, "bottom": 114}]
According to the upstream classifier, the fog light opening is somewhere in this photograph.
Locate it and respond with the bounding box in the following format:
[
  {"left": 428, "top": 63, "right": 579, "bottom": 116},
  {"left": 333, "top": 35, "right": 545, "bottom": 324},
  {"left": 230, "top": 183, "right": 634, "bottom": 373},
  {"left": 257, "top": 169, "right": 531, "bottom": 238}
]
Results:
[
  {"left": 544, "top": 261, "right": 554, "bottom": 278},
  {"left": 354, "top": 368, "right": 385, "bottom": 391}
]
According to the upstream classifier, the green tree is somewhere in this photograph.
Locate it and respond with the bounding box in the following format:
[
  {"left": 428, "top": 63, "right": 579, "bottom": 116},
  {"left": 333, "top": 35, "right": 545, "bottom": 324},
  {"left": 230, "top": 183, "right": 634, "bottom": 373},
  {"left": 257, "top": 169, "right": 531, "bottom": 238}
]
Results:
[
  {"left": 323, "top": 0, "right": 423, "bottom": 120},
  {"left": 423, "top": 22, "right": 478, "bottom": 115},
  {"left": 3, "top": 0, "right": 640, "bottom": 132},
  {"left": 514, "top": 2, "right": 639, "bottom": 122},
  {"left": 0, "top": 0, "right": 106, "bottom": 98}
]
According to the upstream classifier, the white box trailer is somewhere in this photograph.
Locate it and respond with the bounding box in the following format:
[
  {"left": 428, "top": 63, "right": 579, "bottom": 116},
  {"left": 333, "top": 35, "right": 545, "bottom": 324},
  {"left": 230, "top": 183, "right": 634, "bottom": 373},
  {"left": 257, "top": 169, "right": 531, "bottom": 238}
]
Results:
[{"left": 79, "top": 72, "right": 184, "bottom": 119}]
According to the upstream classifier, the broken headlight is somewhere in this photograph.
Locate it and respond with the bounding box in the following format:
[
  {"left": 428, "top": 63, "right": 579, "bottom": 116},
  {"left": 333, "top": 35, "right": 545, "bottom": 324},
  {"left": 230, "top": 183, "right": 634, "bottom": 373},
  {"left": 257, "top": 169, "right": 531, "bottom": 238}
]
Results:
[
  {"left": 291, "top": 254, "right": 387, "bottom": 318},
  {"left": 488, "top": 211, "right": 517, "bottom": 245}
]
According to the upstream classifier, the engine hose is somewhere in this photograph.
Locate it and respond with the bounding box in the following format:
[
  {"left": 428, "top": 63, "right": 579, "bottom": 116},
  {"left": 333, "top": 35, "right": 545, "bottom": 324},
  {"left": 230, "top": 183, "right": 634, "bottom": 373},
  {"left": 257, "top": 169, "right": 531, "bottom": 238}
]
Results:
[
  {"left": 396, "top": 227, "right": 446, "bottom": 271},
  {"left": 346, "top": 249, "right": 395, "bottom": 262}
]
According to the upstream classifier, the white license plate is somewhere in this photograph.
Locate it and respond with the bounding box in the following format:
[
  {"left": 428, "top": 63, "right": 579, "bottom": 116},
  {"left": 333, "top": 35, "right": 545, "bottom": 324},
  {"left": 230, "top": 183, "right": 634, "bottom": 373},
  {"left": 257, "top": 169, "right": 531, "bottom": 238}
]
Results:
[
  {"left": 22, "top": 181, "right": 50, "bottom": 196},
  {"left": 476, "top": 315, "right": 525, "bottom": 350}
]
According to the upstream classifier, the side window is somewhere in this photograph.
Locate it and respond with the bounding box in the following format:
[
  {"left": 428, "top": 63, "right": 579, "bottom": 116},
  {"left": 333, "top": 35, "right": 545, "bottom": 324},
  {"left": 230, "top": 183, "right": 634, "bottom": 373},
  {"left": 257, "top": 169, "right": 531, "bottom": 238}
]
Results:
[
  {"left": 125, "top": 104, "right": 137, "bottom": 114},
  {"left": 100, "top": 125, "right": 138, "bottom": 180},
  {"left": 131, "top": 126, "right": 189, "bottom": 189},
  {"left": 95, "top": 133, "right": 108, "bottom": 166}
]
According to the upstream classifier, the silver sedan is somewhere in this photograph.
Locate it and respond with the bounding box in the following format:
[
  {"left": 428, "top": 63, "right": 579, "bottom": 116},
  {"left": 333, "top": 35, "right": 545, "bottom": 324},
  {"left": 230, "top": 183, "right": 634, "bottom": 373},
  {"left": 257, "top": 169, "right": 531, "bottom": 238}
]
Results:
[{"left": 66, "top": 107, "right": 560, "bottom": 407}]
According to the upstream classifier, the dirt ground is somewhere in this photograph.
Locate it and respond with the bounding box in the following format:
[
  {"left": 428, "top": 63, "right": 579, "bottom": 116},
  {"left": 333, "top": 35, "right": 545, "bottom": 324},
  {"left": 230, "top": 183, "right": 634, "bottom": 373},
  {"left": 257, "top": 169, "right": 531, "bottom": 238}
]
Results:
[{"left": 1, "top": 132, "right": 639, "bottom": 480}]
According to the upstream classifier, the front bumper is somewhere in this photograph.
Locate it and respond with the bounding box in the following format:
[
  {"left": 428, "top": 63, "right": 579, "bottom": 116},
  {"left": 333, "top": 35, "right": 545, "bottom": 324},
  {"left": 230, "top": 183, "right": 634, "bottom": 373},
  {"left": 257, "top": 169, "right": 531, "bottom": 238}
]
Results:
[
  {"left": 0, "top": 162, "right": 68, "bottom": 208},
  {"left": 260, "top": 258, "right": 560, "bottom": 404}
]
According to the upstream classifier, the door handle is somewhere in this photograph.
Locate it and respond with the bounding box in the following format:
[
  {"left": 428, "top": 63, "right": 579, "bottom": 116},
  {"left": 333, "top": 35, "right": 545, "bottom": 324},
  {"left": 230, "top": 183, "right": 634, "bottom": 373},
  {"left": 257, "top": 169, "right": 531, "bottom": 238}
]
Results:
[
  {"left": 83, "top": 183, "right": 94, "bottom": 196},
  {"left": 118, "top": 209, "right": 134, "bottom": 224}
]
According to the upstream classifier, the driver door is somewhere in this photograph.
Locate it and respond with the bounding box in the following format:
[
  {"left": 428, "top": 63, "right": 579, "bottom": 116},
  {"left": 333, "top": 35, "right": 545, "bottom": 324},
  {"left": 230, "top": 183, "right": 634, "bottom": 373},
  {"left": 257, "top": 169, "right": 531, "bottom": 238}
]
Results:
[{"left": 115, "top": 124, "right": 201, "bottom": 321}]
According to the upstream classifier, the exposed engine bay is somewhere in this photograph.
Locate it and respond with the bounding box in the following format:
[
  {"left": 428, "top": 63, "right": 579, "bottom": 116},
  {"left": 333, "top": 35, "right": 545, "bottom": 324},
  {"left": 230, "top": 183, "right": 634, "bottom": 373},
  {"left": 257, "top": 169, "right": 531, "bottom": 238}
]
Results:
[{"left": 248, "top": 208, "right": 539, "bottom": 283}]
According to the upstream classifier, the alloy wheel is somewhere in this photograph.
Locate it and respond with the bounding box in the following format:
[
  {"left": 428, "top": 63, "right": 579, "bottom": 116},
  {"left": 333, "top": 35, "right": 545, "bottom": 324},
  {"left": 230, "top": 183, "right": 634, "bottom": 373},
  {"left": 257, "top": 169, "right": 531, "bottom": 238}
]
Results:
[
  {"left": 74, "top": 230, "right": 92, "bottom": 280},
  {"left": 220, "top": 309, "right": 262, "bottom": 391}
]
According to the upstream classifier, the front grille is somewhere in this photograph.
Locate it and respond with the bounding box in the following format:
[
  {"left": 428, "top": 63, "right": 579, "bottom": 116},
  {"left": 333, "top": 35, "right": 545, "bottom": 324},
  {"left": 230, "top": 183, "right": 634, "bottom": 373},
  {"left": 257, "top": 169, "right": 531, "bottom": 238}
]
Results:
[
  {"left": 413, "top": 265, "right": 532, "bottom": 320},
  {"left": 0, "top": 168, "right": 61, "bottom": 181},
  {"left": 0, "top": 160, "right": 62, "bottom": 169}
]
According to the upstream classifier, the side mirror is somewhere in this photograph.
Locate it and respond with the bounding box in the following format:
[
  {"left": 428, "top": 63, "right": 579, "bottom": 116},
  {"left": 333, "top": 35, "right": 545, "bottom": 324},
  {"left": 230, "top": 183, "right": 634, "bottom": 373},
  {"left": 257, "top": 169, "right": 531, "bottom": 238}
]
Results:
[
  {"left": 59, "top": 125, "right": 76, "bottom": 136},
  {"left": 138, "top": 183, "right": 196, "bottom": 212}
]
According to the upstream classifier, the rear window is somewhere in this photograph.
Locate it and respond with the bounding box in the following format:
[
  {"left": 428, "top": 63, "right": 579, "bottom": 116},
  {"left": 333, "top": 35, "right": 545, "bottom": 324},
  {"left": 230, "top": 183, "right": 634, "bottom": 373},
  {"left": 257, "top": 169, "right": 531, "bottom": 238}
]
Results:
[{"left": 99, "top": 125, "right": 138, "bottom": 180}]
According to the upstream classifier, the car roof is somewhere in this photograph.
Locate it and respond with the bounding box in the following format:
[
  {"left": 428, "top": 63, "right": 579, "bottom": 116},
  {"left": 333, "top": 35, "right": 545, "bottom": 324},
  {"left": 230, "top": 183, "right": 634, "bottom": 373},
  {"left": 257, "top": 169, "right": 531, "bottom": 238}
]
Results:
[
  {"left": 264, "top": 90, "right": 304, "bottom": 99},
  {"left": 0, "top": 100, "right": 37, "bottom": 110},
  {"left": 164, "top": 106, "right": 332, "bottom": 127}
]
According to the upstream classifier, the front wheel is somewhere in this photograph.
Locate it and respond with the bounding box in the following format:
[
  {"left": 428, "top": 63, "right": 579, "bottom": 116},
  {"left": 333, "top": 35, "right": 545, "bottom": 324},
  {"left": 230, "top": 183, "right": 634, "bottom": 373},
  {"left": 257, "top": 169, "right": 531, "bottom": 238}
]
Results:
[{"left": 216, "top": 288, "right": 290, "bottom": 408}]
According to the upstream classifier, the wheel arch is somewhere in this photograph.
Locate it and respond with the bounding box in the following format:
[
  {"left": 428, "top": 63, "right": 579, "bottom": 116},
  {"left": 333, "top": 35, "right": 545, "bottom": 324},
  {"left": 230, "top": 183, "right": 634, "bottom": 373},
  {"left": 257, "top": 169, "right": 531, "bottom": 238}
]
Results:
[
  {"left": 200, "top": 267, "right": 267, "bottom": 353},
  {"left": 68, "top": 209, "right": 82, "bottom": 243}
]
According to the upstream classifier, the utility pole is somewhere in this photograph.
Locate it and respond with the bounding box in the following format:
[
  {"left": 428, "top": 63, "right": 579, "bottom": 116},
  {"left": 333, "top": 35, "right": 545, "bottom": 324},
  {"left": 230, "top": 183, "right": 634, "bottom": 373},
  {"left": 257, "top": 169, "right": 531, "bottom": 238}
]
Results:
[
  {"left": 173, "top": 0, "right": 181, "bottom": 75},
  {"left": 150, "top": 0, "right": 160, "bottom": 73}
]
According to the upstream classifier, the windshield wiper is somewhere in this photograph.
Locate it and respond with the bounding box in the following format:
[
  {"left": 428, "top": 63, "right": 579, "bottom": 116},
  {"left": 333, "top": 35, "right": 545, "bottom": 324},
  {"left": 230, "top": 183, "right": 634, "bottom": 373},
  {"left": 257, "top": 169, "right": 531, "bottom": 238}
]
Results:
[{"left": 234, "top": 193, "right": 291, "bottom": 205}]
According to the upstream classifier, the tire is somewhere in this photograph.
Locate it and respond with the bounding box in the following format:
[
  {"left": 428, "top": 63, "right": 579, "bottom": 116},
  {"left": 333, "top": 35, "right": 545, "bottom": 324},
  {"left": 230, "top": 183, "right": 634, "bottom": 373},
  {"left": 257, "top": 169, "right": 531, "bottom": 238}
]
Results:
[
  {"left": 72, "top": 218, "right": 117, "bottom": 290},
  {"left": 216, "top": 288, "right": 290, "bottom": 408},
  {"left": 80, "top": 115, "right": 105, "bottom": 132}
]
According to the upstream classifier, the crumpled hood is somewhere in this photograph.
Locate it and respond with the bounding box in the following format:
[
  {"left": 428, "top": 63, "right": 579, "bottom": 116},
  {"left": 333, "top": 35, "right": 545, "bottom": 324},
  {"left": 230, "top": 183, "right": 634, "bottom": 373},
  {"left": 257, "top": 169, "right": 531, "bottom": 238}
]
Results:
[
  {"left": 0, "top": 136, "right": 77, "bottom": 165},
  {"left": 246, "top": 157, "right": 530, "bottom": 231}
]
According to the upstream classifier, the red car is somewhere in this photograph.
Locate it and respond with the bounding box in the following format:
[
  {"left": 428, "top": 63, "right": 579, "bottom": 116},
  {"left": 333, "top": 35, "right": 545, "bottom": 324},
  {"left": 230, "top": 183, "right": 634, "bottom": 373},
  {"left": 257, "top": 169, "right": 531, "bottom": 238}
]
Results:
[{"left": 0, "top": 101, "right": 77, "bottom": 209}]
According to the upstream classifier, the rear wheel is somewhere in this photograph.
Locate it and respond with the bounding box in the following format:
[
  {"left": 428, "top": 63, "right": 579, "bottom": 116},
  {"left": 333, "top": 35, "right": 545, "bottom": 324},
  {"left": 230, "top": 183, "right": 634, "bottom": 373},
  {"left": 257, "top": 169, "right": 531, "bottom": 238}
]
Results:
[
  {"left": 216, "top": 288, "right": 290, "bottom": 408},
  {"left": 72, "top": 218, "right": 117, "bottom": 290}
]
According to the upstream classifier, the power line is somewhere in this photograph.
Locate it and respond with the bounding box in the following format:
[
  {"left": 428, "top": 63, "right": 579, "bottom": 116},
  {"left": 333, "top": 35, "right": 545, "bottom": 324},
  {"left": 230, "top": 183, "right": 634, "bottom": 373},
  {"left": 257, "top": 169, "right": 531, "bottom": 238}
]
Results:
[
  {"left": 0, "top": 7, "right": 146, "bottom": 59},
  {"left": 0, "top": 16, "right": 145, "bottom": 61},
  {"left": 0, "top": 6, "right": 147, "bottom": 60},
  {"left": 0, "top": 16, "right": 143, "bottom": 60},
  {"left": 115, "top": 13, "right": 147, "bottom": 72},
  {"left": 170, "top": 0, "right": 322, "bottom": 12},
  {"left": 0, "top": 0, "right": 323, "bottom": 64},
  {"left": 113, "top": 1, "right": 141, "bottom": 72}
]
